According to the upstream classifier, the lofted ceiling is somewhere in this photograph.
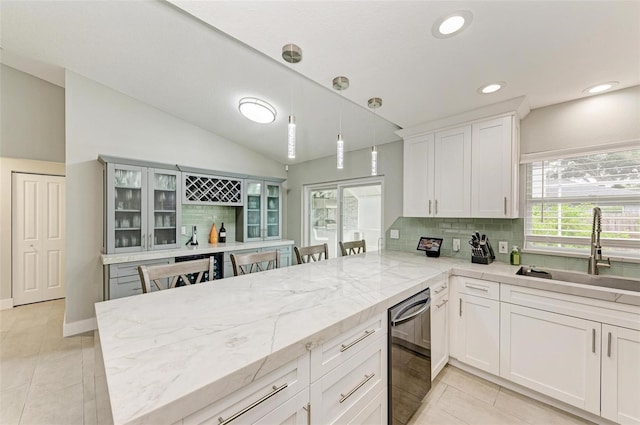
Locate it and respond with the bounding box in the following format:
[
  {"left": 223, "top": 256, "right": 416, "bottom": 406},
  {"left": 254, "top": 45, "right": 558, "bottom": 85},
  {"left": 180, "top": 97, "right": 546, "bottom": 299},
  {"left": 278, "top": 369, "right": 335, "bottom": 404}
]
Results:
[{"left": 2, "top": 1, "right": 639, "bottom": 166}]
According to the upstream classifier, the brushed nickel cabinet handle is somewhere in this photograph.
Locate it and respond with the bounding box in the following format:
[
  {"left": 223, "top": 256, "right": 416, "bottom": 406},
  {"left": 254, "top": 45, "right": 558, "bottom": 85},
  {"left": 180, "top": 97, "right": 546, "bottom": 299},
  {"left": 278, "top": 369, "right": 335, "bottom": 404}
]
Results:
[
  {"left": 340, "top": 329, "right": 375, "bottom": 352},
  {"left": 504, "top": 197, "right": 507, "bottom": 215},
  {"left": 435, "top": 200, "right": 438, "bottom": 215},
  {"left": 607, "top": 332, "right": 612, "bottom": 357},
  {"left": 218, "top": 383, "right": 288, "bottom": 424},
  {"left": 339, "top": 373, "right": 375, "bottom": 404},
  {"left": 459, "top": 298, "right": 462, "bottom": 316},
  {"left": 592, "top": 329, "right": 596, "bottom": 353},
  {"left": 434, "top": 284, "right": 447, "bottom": 294},
  {"left": 142, "top": 233, "right": 146, "bottom": 249},
  {"left": 436, "top": 299, "right": 449, "bottom": 308},
  {"left": 465, "top": 284, "right": 489, "bottom": 292},
  {"left": 429, "top": 200, "right": 432, "bottom": 215},
  {"left": 302, "top": 403, "right": 311, "bottom": 425}
]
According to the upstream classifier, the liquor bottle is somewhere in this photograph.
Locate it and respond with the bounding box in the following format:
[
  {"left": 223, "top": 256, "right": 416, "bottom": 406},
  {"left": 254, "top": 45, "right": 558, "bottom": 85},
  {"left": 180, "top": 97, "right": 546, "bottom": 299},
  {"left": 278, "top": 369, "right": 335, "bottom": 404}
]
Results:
[
  {"left": 219, "top": 222, "right": 227, "bottom": 243},
  {"left": 209, "top": 223, "right": 218, "bottom": 244}
]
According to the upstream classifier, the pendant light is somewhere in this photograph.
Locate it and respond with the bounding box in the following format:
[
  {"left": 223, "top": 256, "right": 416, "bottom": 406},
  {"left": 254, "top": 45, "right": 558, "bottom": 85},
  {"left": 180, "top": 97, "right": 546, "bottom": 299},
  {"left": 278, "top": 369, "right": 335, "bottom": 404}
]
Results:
[
  {"left": 333, "top": 76, "right": 350, "bottom": 169},
  {"left": 368, "top": 97, "right": 382, "bottom": 176},
  {"left": 282, "top": 44, "right": 302, "bottom": 159}
]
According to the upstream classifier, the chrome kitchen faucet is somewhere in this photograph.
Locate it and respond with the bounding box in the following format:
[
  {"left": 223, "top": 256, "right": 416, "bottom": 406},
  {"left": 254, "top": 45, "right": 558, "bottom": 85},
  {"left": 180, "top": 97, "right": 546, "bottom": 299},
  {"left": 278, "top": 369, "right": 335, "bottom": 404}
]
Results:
[{"left": 588, "top": 207, "right": 611, "bottom": 275}]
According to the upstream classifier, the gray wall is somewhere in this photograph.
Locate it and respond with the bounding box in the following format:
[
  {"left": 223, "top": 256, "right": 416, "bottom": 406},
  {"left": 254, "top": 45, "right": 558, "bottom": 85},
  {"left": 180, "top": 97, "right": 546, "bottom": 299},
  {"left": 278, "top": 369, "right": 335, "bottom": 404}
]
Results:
[
  {"left": 521, "top": 85, "right": 639, "bottom": 154},
  {"left": 0, "top": 64, "right": 65, "bottom": 161},
  {"left": 64, "top": 71, "right": 286, "bottom": 328},
  {"left": 285, "top": 140, "right": 403, "bottom": 246}
]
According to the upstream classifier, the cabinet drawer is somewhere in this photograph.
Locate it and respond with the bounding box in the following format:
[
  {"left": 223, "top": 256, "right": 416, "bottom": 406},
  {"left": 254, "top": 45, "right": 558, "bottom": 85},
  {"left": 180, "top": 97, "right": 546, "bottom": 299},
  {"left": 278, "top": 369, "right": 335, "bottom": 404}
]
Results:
[
  {"left": 310, "top": 338, "right": 386, "bottom": 425},
  {"left": 109, "top": 276, "right": 143, "bottom": 299},
  {"left": 456, "top": 276, "right": 499, "bottom": 300},
  {"left": 109, "top": 258, "right": 172, "bottom": 278},
  {"left": 311, "top": 314, "right": 386, "bottom": 381},
  {"left": 183, "top": 354, "right": 309, "bottom": 425},
  {"left": 431, "top": 279, "right": 449, "bottom": 299},
  {"left": 345, "top": 388, "right": 386, "bottom": 425}
]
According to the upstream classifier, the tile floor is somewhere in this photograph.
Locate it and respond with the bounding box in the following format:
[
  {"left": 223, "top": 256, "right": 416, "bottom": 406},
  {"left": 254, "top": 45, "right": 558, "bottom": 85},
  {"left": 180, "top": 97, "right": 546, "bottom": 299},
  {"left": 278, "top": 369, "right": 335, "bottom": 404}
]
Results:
[{"left": 1, "top": 299, "right": 593, "bottom": 425}]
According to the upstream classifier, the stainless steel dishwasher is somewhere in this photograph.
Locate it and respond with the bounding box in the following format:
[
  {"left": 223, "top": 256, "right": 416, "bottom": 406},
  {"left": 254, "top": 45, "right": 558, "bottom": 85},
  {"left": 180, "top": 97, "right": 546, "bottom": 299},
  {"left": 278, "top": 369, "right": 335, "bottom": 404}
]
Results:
[{"left": 388, "top": 288, "right": 431, "bottom": 425}]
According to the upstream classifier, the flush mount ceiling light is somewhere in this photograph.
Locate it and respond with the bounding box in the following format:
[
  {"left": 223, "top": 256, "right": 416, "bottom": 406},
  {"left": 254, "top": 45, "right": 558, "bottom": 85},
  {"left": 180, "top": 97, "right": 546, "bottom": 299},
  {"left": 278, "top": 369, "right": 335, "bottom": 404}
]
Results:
[
  {"left": 477, "top": 81, "right": 507, "bottom": 94},
  {"left": 238, "top": 97, "right": 276, "bottom": 124},
  {"left": 333, "top": 76, "right": 350, "bottom": 170},
  {"left": 432, "top": 10, "right": 473, "bottom": 39},
  {"left": 282, "top": 44, "right": 302, "bottom": 160},
  {"left": 583, "top": 81, "right": 619, "bottom": 94}
]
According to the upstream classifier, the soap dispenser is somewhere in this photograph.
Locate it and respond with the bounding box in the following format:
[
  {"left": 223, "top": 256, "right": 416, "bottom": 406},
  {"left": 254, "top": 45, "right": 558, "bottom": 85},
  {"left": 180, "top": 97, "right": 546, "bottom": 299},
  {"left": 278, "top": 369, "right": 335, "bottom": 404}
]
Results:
[{"left": 510, "top": 246, "right": 520, "bottom": 266}]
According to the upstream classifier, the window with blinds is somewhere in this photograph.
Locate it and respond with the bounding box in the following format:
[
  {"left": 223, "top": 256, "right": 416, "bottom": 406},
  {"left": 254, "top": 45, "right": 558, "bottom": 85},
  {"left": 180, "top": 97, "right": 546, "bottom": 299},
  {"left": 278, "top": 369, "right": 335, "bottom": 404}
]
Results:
[{"left": 524, "top": 148, "right": 640, "bottom": 259}]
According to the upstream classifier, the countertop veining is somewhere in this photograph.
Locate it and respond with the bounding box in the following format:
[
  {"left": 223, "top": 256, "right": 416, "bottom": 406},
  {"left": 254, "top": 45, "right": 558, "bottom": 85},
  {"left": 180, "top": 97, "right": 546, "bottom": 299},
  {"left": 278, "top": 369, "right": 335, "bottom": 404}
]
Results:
[{"left": 94, "top": 250, "right": 639, "bottom": 425}]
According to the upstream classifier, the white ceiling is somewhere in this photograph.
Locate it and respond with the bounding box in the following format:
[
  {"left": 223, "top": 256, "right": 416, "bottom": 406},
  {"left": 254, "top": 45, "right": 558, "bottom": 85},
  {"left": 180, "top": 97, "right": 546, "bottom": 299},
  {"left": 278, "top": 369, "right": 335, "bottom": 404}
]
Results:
[{"left": 2, "top": 1, "right": 639, "bottom": 165}]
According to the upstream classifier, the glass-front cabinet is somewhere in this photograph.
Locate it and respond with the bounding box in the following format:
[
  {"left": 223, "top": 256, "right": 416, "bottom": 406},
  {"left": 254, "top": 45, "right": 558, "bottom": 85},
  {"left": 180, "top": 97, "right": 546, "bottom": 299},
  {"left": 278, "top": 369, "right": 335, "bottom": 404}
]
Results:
[
  {"left": 105, "top": 162, "right": 181, "bottom": 253},
  {"left": 237, "top": 179, "right": 282, "bottom": 242}
]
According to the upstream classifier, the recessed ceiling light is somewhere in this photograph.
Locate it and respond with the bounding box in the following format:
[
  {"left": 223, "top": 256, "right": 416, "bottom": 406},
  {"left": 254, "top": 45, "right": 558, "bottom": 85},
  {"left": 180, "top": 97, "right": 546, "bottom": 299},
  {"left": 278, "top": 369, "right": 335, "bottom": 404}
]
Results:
[
  {"left": 477, "top": 82, "right": 506, "bottom": 94},
  {"left": 432, "top": 11, "right": 473, "bottom": 39},
  {"left": 583, "top": 81, "right": 619, "bottom": 94},
  {"left": 238, "top": 97, "right": 277, "bottom": 124}
]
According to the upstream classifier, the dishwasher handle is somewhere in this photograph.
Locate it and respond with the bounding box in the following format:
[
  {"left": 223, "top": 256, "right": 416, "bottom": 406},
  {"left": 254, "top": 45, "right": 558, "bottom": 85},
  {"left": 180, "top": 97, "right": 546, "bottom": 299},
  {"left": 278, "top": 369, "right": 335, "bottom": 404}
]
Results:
[{"left": 391, "top": 298, "right": 430, "bottom": 327}]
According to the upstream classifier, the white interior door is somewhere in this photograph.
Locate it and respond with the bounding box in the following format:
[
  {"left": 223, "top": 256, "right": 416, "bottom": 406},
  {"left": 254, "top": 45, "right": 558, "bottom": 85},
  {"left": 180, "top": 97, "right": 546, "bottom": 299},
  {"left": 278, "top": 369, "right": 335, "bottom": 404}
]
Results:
[{"left": 12, "top": 173, "right": 66, "bottom": 306}]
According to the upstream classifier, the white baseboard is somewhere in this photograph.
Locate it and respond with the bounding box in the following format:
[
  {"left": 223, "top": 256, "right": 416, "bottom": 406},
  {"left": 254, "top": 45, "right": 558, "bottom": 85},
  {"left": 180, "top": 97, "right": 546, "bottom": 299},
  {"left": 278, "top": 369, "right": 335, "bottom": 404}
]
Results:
[
  {"left": 0, "top": 298, "right": 13, "bottom": 310},
  {"left": 63, "top": 315, "right": 97, "bottom": 337},
  {"left": 447, "top": 359, "right": 617, "bottom": 425}
]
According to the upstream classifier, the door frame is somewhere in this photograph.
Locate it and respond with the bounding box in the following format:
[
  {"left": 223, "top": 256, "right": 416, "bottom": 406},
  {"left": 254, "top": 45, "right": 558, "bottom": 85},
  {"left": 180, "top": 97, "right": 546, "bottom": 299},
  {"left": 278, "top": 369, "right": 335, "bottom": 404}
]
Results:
[{"left": 302, "top": 176, "right": 384, "bottom": 254}]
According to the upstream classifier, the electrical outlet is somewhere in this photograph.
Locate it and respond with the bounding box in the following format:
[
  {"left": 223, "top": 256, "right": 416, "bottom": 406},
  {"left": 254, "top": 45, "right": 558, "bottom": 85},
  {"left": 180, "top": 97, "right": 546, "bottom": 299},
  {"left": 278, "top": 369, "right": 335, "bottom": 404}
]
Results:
[
  {"left": 390, "top": 229, "right": 400, "bottom": 239},
  {"left": 499, "top": 241, "right": 508, "bottom": 254},
  {"left": 181, "top": 226, "right": 186, "bottom": 235},
  {"left": 452, "top": 239, "right": 461, "bottom": 252}
]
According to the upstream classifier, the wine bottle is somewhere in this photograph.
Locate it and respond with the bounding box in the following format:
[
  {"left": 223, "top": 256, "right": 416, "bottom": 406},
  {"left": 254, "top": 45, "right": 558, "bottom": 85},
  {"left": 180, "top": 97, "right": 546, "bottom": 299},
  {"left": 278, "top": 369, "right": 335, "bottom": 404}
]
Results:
[
  {"left": 219, "top": 222, "right": 227, "bottom": 243},
  {"left": 209, "top": 223, "right": 218, "bottom": 244}
]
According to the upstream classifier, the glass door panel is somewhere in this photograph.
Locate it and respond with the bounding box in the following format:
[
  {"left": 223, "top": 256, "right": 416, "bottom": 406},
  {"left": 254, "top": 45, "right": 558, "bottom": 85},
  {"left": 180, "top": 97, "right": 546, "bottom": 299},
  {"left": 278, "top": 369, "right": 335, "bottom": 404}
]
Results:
[
  {"left": 340, "top": 184, "right": 382, "bottom": 251},
  {"left": 308, "top": 188, "right": 338, "bottom": 258},
  {"left": 266, "top": 183, "right": 281, "bottom": 239},
  {"left": 246, "top": 181, "right": 262, "bottom": 239},
  {"left": 113, "top": 166, "right": 143, "bottom": 250},
  {"left": 151, "top": 170, "right": 178, "bottom": 248}
]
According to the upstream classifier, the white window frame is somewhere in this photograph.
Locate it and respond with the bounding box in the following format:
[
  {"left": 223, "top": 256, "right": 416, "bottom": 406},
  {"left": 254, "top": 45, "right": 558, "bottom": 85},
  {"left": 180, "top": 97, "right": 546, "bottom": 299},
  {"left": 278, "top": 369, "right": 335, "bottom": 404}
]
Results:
[{"left": 521, "top": 141, "right": 640, "bottom": 261}]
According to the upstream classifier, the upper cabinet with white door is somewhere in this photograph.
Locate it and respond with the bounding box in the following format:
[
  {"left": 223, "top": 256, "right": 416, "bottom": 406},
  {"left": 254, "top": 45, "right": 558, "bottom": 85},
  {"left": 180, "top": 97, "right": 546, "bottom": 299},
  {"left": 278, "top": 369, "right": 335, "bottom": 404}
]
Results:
[
  {"left": 402, "top": 113, "right": 520, "bottom": 218},
  {"left": 101, "top": 157, "right": 181, "bottom": 254}
]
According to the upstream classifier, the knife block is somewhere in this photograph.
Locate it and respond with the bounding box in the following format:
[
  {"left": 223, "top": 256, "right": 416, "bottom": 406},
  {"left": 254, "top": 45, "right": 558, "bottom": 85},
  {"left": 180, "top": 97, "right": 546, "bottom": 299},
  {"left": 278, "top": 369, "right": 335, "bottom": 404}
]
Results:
[{"left": 471, "top": 255, "right": 493, "bottom": 265}]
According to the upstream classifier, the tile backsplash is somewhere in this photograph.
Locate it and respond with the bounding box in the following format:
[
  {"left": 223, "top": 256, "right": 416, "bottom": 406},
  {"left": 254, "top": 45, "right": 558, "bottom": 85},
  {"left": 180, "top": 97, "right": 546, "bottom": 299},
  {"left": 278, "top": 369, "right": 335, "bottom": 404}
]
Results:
[
  {"left": 181, "top": 205, "right": 236, "bottom": 245},
  {"left": 386, "top": 217, "right": 639, "bottom": 278}
]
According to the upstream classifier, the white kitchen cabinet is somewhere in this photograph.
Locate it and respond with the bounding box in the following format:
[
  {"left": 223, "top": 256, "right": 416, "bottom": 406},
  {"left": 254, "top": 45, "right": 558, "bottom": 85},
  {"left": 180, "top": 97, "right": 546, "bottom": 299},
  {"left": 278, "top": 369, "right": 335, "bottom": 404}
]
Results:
[
  {"left": 237, "top": 180, "right": 282, "bottom": 242},
  {"left": 401, "top": 114, "right": 519, "bottom": 218},
  {"left": 449, "top": 277, "right": 500, "bottom": 375},
  {"left": 434, "top": 125, "right": 472, "bottom": 217},
  {"left": 103, "top": 161, "right": 181, "bottom": 254},
  {"left": 500, "top": 303, "right": 601, "bottom": 415},
  {"left": 403, "top": 134, "right": 435, "bottom": 217},
  {"left": 471, "top": 116, "right": 519, "bottom": 218},
  {"left": 430, "top": 280, "right": 449, "bottom": 379},
  {"left": 183, "top": 354, "right": 309, "bottom": 425},
  {"left": 601, "top": 324, "right": 640, "bottom": 424}
]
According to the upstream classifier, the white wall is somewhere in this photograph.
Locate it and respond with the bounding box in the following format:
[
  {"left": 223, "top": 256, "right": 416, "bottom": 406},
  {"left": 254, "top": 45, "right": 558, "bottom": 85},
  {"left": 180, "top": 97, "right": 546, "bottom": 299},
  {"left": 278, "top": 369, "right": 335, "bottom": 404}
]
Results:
[
  {"left": 286, "top": 140, "right": 403, "bottom": 246},
  {"left": 521, "top": 85, "right": 640, "bottom": 154},
  {"left": 0, "top": 64, "right": 65, "bottom": 162},
  {"left": 64, "top": 71, "right": 286, "bottom": 332}
]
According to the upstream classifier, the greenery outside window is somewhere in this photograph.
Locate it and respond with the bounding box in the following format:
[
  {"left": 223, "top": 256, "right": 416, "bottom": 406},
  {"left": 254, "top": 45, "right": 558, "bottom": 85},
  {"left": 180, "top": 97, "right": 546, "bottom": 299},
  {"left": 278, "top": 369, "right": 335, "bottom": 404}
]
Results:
[{"left": 524, "top": 148, "right": 640, "bottom": 259}]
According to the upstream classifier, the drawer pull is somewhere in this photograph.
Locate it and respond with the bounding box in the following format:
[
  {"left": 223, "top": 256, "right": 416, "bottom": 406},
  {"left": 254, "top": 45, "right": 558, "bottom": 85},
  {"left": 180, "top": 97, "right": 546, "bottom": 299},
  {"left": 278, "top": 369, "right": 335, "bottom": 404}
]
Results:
[
  {"left": 607, "top": 332, "right": 612, "bottom": 357},
  {"left": 465, "top": 284, "right": 489, "bottom": 292},
  {"left": 592, "top": 329, "right": 596, "bottom": 353},
  {"left": 339, "top": 373, "right": 375, "bottom": 404},
  {"left": 218, "top": 383, "right": 288, "bottom": 424},
  {"left": 434, "top": 284, "right": 447, "bottom": 295},
  {"left": 436, "top": 299, "right": 449, "bottom": 308},
  {"left": 340, "top": 329, "right": 375, "bottom": 352},
  {"left": 302, "top": 403, "right": 311, "bottom": 425}
]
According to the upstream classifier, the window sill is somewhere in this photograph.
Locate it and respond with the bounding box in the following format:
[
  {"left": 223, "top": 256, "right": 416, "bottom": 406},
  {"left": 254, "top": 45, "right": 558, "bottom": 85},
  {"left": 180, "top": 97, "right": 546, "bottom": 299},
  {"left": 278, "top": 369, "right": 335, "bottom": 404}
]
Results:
[{"left": 521, "top": 248, "right": 640, "bottom": 264}]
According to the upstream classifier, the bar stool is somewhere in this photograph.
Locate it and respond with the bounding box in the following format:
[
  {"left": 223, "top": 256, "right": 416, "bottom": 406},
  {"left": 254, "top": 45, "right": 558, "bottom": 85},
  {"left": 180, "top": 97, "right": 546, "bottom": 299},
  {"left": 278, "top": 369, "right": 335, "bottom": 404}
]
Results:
[
  {"left": 138, "top": 257, "right": 214, "bottom": 293},
  {"left": 230, "top": 250, "right": 280, "bottom": 276},
  {"left": 339, "top": 240, "right": 366, "bottom": 256},
  {"left": 294, "top": 243, "right": 329, "bottom": 264}
]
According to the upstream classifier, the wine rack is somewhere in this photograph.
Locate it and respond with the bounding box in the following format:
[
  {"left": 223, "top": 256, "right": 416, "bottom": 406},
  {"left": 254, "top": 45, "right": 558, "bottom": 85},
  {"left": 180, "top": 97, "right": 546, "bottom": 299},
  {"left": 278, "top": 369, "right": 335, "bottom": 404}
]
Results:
[{"left": 182, "top": 173, "right": 244, "bottom": 206}]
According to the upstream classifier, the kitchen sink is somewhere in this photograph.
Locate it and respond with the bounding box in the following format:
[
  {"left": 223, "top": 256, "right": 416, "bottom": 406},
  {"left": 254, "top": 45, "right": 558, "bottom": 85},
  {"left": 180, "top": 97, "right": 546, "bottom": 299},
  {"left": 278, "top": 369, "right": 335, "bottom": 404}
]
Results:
[{"left": 516, "top": 266, "right": 640, "bottom": 293}]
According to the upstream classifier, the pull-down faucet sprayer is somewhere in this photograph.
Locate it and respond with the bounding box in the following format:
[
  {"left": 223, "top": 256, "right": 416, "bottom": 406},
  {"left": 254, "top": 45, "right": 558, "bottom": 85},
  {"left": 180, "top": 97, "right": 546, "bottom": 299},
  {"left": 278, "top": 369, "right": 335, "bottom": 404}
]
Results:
[{"left": 588, "top": 207, "right": 611, "bottom": 275}]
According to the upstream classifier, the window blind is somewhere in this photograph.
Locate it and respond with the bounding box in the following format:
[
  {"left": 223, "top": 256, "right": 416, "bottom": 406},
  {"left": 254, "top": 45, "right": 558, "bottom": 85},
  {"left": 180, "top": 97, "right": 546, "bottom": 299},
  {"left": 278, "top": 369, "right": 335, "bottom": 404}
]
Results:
[{"left": 524, "top": 148, "right": 640, "bottom": 258}]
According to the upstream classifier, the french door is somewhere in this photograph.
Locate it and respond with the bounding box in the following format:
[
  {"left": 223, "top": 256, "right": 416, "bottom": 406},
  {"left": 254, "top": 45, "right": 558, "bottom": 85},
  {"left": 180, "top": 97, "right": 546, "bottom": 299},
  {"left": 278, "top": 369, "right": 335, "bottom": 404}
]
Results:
[{"left": 304, "top": 177, "right": 383, "bottom": 258}]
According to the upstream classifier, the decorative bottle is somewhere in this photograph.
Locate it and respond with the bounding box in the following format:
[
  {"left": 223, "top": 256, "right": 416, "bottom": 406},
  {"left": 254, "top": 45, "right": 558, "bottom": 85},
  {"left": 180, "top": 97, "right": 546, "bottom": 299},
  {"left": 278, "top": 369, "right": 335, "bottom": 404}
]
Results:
[
  {"left": 209, "top": 223, "right": 218, "bottom": 244},
  {"left": 219, "top": 222, "right": 227, "bottom": 243},
  {"left": 510, "top": 246, "right": 520, "bottom": 266}
]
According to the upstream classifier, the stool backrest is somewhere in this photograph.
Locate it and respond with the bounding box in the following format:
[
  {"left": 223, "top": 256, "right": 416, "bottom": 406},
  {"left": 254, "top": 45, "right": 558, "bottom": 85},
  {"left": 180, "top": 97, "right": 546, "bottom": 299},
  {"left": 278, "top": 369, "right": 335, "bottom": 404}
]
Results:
[{"left": 138, "top": 257, "right": 214, "bottom": 293}]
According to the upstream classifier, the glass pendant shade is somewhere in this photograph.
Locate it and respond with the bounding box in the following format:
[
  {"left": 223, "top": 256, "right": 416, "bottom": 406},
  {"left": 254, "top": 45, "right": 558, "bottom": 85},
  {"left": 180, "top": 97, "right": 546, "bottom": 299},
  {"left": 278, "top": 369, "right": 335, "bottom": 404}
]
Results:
[
  {"left": 288, "top": 115, "right": 296, "bottom": 159},
  {"left": 337, "top": 133, "right": 344, "bottom": 169},
  {"left": 371, "top": 146, "right": 378, "bottom": 176}
]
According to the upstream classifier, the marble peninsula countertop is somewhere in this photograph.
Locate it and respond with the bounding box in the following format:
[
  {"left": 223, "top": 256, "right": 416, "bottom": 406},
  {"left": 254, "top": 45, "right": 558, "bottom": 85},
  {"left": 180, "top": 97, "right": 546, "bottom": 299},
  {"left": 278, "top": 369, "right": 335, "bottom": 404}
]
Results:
[
  {"left": 101, "top": 239, "right": 295, "bottom": 265},
  {"left": 94, "top": 250, "right": 640, "bottom": 425}
]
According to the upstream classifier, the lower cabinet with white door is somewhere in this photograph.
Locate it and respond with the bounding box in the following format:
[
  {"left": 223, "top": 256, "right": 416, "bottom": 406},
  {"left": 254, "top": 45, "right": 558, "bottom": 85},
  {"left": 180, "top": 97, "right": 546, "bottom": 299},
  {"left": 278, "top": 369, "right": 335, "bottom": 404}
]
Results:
[
  {"left": 449, "top": 276, "right": 500, "bottom": 375},
  {"left": 430, "top": 279, "right": 449, "bottom": 379}
]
